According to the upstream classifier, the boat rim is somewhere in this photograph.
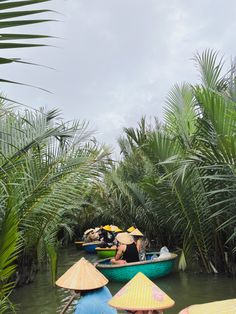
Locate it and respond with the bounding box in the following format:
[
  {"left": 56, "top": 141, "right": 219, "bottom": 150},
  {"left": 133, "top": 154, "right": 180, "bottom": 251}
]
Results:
[
  {"left": 82, "top": 241, "right": 102, "bottom": 246},
  {"left": 95, "top": 247, "right": 117, "bottom": 251},
  {"left": 96, "top": 253, "right": 178, "bottom": 268}
]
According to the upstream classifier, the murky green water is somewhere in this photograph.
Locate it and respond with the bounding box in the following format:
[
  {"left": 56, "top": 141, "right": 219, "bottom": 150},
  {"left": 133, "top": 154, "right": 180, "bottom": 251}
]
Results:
[{"left": 12, "top": 246, "right": 236, "bottom": 313}]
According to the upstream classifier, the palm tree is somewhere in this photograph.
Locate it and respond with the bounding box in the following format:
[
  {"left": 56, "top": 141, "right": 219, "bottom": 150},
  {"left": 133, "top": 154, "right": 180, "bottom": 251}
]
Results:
[
  {"left": 0, "top": 2, "right": 55, "bottom": 310},
  {"left": 0, "top": 102, "right": 110, "bottom": 311},
  {"left": 97, "top": 50, "right": 236, "bottom": 274}
]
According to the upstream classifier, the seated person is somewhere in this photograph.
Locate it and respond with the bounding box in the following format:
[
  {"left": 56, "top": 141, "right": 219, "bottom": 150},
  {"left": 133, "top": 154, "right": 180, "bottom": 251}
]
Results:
[
  {"left": 99, "top": 225, "right": 115, "bottom": 248},
  {"left": 111, "top": 232, "right": 139, "bottom": 264},
  {"left": 55, "top": 256, "right": 116, "bottom": 314},
  {"left": 83, "top": 228, "right": 95, "bottom": 243},
  {"left": 130, "top": 228, "right": 147, "bottom": 261},
  {"left": 75, "top": 286, "right": 116, "bottom": 314}
]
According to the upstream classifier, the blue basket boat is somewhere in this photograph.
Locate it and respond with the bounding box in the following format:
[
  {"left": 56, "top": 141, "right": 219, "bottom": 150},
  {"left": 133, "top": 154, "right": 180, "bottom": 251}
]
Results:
[
  {"left": 96, "top": 252, "right": 177, "bottom": 282},
  {"left": 82, "top": 241, "right": 101, "bottom": 253}
]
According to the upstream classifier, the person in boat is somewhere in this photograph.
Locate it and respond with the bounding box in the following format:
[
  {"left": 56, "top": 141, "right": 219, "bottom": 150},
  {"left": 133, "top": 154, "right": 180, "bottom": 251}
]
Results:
[
  {"left": 130, "top": 228, "right": 147, "bottom": 261},
  {"left": 108, "top": 272, "right": 175, "bottom": 314},
  {"left": 55, "top": 257, "right": 117, "bottom": 314},
  {"left": 111, "top": 232, "right": 139, "bottom": 264},
  {"left": 99, "top": 225, "right": 115, "bottom": 248},
  {"left": 83, "top": 228, "right": 97, "bottom": 243}
]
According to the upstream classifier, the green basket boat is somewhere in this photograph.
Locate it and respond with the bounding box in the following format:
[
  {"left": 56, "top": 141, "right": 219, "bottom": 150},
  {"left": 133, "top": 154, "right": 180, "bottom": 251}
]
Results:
[
  {"left": 96, "top": 253, "right": 177, "bottom": 282},
  {"left": 74, "top": 241, "right": 84, "bottom": 250},
  {"left": 96, "top": 247, "right": 117, "bottom": 259}
]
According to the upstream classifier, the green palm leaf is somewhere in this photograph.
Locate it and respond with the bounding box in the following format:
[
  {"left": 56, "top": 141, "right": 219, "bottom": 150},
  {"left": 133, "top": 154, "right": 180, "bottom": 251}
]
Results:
[{"left": 0, "top": 0, "right": 53, "bottom": 90}]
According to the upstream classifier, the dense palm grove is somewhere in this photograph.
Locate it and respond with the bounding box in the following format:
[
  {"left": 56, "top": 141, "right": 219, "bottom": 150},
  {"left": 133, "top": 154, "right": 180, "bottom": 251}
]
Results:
[
  {"left": 0, "top": 104, "right": 110, "bottom": 311},
  {"left": 1, "top": 51, "right": 236, "bottom": 313},
  {"left": 93, "top": 51, "right": 236, "bottom": 277},
  {"left": 0, "top": 2, "right": 235, "bottom": 313}
]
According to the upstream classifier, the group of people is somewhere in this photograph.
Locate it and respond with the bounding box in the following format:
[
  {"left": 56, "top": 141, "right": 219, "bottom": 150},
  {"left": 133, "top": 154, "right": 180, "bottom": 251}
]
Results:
[
  {"left": 56, "top": 256, "right": 173, "bottom": 314},
  {"left": 83, "top": 224, "right": 149, "bottom": 264},
  {"left": 55, "top": 225, "right": 174, "bottom": 313},
  {"left": 82, "top": 225, "right": 118, "bottom": 244}
]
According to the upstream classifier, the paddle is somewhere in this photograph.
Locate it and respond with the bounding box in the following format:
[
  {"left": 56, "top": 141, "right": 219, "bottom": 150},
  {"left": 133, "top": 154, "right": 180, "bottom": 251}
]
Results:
[{"left": 59, "top": 292, "right": 80, "bottom": 314}]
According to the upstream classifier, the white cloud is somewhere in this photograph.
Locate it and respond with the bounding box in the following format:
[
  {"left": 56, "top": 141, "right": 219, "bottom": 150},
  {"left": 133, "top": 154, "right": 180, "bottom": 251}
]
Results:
[{"left": 0, "top": 0, "right": 235, "bottom": 155}]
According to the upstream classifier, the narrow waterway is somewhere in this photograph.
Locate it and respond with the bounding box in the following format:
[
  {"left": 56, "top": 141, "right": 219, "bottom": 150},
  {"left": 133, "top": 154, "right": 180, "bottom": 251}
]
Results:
[{"left": 12, "top": 246, "right": 236, "bottom": 313}]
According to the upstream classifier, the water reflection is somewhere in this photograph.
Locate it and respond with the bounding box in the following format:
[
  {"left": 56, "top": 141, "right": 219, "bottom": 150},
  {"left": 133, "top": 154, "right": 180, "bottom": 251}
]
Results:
[{"left": 12, "top": 246, "right": 236, "bottom": 314}]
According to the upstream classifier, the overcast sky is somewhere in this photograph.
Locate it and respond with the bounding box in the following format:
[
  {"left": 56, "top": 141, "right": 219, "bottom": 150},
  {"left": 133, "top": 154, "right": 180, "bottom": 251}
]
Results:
[{"left": 1, "top": 0, "right": 236, "bottom": 155}]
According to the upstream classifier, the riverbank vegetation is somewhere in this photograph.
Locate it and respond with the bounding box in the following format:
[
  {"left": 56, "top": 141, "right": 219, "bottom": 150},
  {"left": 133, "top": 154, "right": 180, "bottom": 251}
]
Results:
[
  {"left": 0, "top": 104, "right": 110, "bottom": 311},
  {"left": 90, "top": 50, "right": 236, "bottom": 276}
]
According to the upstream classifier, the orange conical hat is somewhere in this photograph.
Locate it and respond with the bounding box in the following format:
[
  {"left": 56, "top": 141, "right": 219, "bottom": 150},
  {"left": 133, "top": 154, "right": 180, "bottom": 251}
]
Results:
[
  {"left": 56, "top": 257, "right": 108, "bottom": 290},
  {"left": 109, "top": 272, "right": 175, "bottom": 311},
  {"left": 130, "top": 228, "right": 144, "bottom": 237}
]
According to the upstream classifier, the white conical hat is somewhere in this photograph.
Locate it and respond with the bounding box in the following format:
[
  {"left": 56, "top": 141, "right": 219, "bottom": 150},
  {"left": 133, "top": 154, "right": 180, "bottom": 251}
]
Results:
[
  {"left": 55, "top": 257, "right": 108, "bottom": 290},
  {"left": 116, "top": 232, "right": 134, "bottom": 245}
]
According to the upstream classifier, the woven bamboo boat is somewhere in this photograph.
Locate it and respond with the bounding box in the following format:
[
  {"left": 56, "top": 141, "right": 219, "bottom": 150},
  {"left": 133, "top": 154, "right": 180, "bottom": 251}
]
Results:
[
  {"left": 96, "top": 253, "right": 177, "bottom": 282},
  {"left": 96, "top": 247, "right": 117, "bottom": 259},
  {"left": 74, "top": 241, "right": 84, "bottom": 250},
  {"left": 82, "top": 241, "right": 102, "bottom": 253}
]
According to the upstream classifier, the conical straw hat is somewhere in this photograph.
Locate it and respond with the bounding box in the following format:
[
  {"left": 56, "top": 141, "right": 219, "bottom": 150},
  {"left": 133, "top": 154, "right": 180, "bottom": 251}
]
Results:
[
  {"left": 114, "top": 227, "right": 122, "bottom": 233},
  {"left": 110, "top": 225, "right": 117, "bottom": 232},
  {"left": 127, "top": 226, "right": 136, "bottom": 233},
  {"left": 116, "top": 232, "right": 134, "bottom": 245},
  {"left": 130, "top": 228, "right": 144, "bottom": 237},
  {"left": 179, "top": 298, "right": 236, "bottom": 314},
  {"left": 56, "top": 257, "right": 108, "bottom": 290},
  {"left": 108, "top": 272, "right": 175, "bottom": 311},
  {"left": 103, "top": 225, "right": 112, "bottom": 231}
]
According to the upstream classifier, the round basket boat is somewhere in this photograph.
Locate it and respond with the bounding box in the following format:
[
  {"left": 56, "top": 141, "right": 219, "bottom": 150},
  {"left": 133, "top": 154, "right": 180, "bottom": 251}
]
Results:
[
  {"left": 82, "top": 241, "right": 102, "bottom": 253},
  {"left": 74, "top": 241, "right": 84, "bottom": 250},
  {"left": 96, "top": 247, "right": 117, "bottom": 259},
  {"left": 96, "top": 252, "right": 177, "bottom": 282}
]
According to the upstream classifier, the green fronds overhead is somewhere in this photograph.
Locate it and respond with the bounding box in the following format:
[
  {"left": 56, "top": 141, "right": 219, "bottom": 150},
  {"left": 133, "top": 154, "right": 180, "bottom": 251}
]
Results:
[{"left": 0, "top": 0, "right": 53, "bottom": 89}]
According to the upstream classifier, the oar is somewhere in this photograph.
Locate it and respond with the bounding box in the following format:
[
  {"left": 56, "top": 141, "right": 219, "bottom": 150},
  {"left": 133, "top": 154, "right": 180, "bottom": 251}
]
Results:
[{"left": 59, "top": 292, "right": 79, "bottom": 314}]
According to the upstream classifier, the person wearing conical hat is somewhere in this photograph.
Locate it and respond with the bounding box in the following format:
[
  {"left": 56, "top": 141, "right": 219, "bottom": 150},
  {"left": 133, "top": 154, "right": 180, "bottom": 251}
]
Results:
[
  {"left": 130, "top": 228, "right": 147, "bottom": 261},
  {"left": 108, "top": 272, "right": 175, "bottom": 313},
  {"left": 83, "top": 228, "right": 97, "bottom": 243},
  {"left": 56, "top": 257, "right": 117, "bottom": 314},
  {"left": 111, "top": 232, "right": 139, "bottom": 265}
]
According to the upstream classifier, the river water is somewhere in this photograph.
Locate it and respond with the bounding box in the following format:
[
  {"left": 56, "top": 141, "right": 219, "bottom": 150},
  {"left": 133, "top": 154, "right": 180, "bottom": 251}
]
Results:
[{"left": 12, "top": 246, "right": 236, "bottom": 313}]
